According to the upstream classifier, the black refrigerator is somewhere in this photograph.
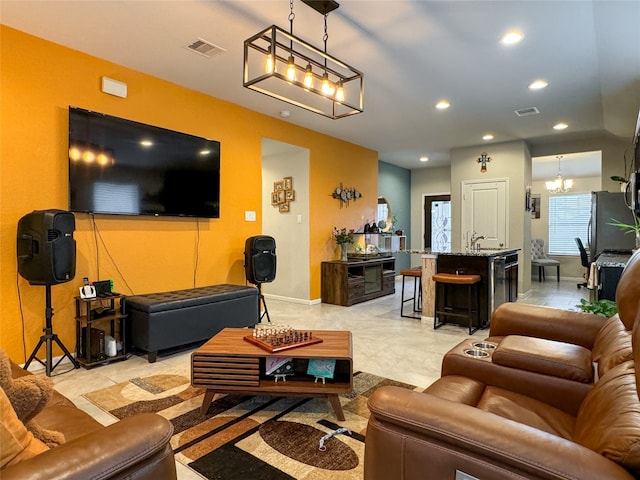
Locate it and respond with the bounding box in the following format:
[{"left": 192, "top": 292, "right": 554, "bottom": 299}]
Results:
[{"left": 589, "top": 191, "right": 636, "bottom": 260}]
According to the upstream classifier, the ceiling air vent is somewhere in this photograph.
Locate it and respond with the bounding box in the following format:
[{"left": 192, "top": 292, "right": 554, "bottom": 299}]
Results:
[
  {"left": 514, "top": 107, "right": 540, "bottom": 117},
  {"left": 186, "top": 38, "right": 226, "bottom": 58}
]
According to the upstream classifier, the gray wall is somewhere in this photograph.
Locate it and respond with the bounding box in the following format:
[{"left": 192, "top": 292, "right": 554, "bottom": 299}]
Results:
[
  {"left": 451, "top": 141, "right": 532, "bottom": 295},
  {"left": 378, "top": 160, "right": 411, "bottom": 272}
]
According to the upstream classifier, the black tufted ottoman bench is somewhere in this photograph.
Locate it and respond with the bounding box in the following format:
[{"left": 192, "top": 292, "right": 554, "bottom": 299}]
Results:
[{"left": 125, "top": 284, "right": 259, "bottom": 362}]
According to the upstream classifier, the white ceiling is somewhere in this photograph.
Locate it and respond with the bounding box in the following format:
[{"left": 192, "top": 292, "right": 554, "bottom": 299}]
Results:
[
  {"left": 2, "top": 0, "right": 639, "bottom": 172},
  {"left": 532, "top": 151, "right": 601, "bottom": 181}
]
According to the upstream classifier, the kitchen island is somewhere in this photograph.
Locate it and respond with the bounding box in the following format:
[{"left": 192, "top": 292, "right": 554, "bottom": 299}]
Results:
[{"left": 418, "top": 249, "right": 519, "bottom": 330}]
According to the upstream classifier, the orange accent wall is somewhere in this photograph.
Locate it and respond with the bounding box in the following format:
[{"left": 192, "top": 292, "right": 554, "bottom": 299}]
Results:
[{"left": 0, "top": 26, "right": 377, "bottom": 362}]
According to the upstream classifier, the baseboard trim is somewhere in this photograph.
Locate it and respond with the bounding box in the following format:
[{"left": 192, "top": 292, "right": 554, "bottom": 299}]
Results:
[
  {"left": 529, "top": 276, "right": 585, "bottom": 283},
  {"left": 263, "top": 293, "right": 321, "bottom": 306}
]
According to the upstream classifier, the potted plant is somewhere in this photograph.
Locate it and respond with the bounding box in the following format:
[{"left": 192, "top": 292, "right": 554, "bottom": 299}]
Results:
[
  {"left": 611, "top": 175, "right": 627, "bottom": 192},
  {"left": 333, "top": 227, "right": 354, "bottom": 261},
  {"left": 575, "top": 298, "right": 618, "bottom": 317},
  {"left": 608, "top": 216, "right": 640, "bottom": 249}
]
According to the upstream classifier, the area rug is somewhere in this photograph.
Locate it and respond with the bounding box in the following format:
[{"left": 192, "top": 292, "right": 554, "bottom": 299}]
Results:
[{"left": 83, "top": 365, "right": 420, "bottom": 480}]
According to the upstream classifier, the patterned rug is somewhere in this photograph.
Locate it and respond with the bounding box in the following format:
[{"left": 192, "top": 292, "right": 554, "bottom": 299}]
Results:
[{"left": 83, "top": 365, "right": 420, "bottom": 480}]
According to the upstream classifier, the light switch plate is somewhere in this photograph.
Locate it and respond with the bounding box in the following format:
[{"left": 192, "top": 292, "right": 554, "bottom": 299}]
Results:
[{"left": 245, "top": 210, "right": 256, "bottom": 221}]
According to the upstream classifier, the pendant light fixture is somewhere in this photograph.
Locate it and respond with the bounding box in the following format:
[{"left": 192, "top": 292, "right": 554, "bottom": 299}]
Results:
[
  {"left": 243, "top": 0, "right": 364, "bottom": 119},
  {"left": 546, "top": 155, "right": 573, "bottom": 193}
]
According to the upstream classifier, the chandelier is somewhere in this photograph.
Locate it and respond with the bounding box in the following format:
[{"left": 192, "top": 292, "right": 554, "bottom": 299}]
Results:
[
  {"left": 243, "top": 0, "right": 364, "bottom": 119},
  {"left": 545, "top": 155, "right": 573, "bottom": 193}
]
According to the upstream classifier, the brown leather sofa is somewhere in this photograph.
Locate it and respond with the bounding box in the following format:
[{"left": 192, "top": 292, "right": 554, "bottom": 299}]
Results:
[
  {"left": 2, "top": 361, "right": 177, "bottom": 480},
  {"left": 364, "top": 251, "right": 640, "bottom": 480}
]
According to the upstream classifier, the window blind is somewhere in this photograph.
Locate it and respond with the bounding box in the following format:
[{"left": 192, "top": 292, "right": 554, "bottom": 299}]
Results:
[{"left": 548, "top": 193, "right": 591, "bottom": 255}]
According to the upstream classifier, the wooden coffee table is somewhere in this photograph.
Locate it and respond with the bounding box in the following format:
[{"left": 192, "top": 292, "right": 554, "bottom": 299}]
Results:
[{"left": 191, "top": 328, "right": 353, "bottom": 420}]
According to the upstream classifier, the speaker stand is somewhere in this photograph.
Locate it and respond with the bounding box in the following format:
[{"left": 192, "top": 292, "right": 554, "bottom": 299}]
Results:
[
  {"left": 256, "top": 283, "right": 271, "bottom": 323},
  {"left": 24, "top": 284, "right": 80, "bottom": 377}
]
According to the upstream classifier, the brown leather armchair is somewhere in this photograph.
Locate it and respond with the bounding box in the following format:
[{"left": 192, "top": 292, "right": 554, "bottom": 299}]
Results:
[
  {"left": 2, "top": 361, "right": 177, "bottom": 480},
  {"left": 364, "top": 250, "right": 640, "bottom": 480},
  {"left": 437, "top": 249, "right": 640, "bottom": 413}
]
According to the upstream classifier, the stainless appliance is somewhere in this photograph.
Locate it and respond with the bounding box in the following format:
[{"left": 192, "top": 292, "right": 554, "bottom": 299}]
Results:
[
  {"left": 589, "top": 191, "right": 636, "bottom": 260},
  {"left": 596, "top": 253, "right": 632, "bottom": 301},
  {"left": 491, "top": 255, "right": 507, "bottom": 312}
]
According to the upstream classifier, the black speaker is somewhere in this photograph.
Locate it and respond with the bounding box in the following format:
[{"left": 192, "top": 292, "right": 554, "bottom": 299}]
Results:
[
  {"left": 17, "top": 209, "right": 76, "bottom": 285},
  {"left": 244, "top": 235, "right": 276, "bottom": 284}
]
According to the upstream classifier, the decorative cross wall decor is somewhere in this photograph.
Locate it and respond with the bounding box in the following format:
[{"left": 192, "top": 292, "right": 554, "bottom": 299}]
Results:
[{"left": 477, "top": 152, "right": 492, "bottom": 173}]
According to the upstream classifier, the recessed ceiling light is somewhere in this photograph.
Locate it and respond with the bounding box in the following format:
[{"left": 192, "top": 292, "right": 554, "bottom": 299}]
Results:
[
  {"left": 140, "top": 140, "right": 153, "bottom": 147},
  {"left": 553, "top": 122, "right": 568, "bottom": 130},
  {"left": 419, "top": 156, "right": 429, "bottom": 162},
  {"left": 500, "top": 31, "right": 523, "bottom": 45},
  {"left": 482, "top": 134, "right": 494, "bottom": 141},
  {"left": 529, "top": 79, "right": 548, "bottom": 90},
  {"left": 279, "top": 110, "right": 291, "bottom": 118},
  {"left": 436, "top": 100, "right": 450, "bottom": 110}
]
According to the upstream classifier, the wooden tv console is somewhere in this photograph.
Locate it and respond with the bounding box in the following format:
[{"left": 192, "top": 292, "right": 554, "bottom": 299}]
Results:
[{"left": 321, "top": 257, "right": 396, "bottom": 306}]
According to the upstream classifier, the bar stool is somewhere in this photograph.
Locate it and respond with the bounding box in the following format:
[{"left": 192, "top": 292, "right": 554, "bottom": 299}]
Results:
[
  {"left": 400, "top": 267, "right": 422, "bottom": 319},
  {"left": 432, "top": 272, "right": 481, "bottom": 334}
]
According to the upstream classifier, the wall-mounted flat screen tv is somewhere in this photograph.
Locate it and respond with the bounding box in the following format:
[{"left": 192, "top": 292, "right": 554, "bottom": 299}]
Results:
[{"left": 68, "top": 106, "right": 220, "bottom": 218}]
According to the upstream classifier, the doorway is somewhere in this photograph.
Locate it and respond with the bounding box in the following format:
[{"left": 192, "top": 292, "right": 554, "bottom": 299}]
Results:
[
  {"left": 261, "top": 139, "right": 310, "bottom": 301},
  {"left": 424, "top": 194, "right": 451, "bottom": 251}
]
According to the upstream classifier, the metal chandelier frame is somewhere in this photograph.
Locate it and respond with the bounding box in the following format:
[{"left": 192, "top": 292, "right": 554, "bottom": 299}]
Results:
[{"left": 243, "top": 1, "right": 364, "bottom": 119}]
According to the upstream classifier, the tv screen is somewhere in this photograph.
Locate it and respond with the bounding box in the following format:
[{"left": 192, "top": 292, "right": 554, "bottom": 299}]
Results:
[{"left": 68, "top": 107, "right": 220, "bottom": 218}]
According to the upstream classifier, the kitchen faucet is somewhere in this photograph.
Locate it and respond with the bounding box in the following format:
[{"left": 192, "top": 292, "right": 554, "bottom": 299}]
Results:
[{"left": 470, "top": 232, "right": 485, "bottom": 250}]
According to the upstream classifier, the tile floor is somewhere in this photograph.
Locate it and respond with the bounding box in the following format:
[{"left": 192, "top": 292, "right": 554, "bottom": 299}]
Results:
[{"left": 40, "top": 277, "right": 589, "bottom": 480}]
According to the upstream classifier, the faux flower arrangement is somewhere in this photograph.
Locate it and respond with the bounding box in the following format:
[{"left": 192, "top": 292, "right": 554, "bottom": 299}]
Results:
[{"left": 333, "top": 227, "right": 355, "bottom": 245}]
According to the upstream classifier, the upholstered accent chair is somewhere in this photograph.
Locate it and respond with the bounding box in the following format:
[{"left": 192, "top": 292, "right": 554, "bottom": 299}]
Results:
[{"left": 531, "top": 238, "right": 560, "bottom": 282}]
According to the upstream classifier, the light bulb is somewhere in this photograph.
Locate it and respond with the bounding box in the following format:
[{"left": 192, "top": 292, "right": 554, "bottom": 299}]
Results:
[
  {"left": 528, "top": 79, "right": 548, "bottom": 90},
  {"left": 321, "top": 73, "right": 334, "bottom": 96},
  {"left": 500, "top": 31, "right": 523, "bottom": 45},
  {"left": 96, "top": 152, "right": 110, "bottom": 166},
  {"left": 303, "top": 64, "right": 313, "bottom": 89},
  {"left": 286, "top": 56, "right": 296, "bottom": 82},
  {"left": 335, "top": 81, "right": 345, "bottom": 102},
  {"left": 69, "top": 146, "right": 82, "bottom": 161},
  {"left": 265, "top": 53, "right": 274, "bottom": 74},
  {"left": 82, "top": 149, "right": 95, "bottom": 163}
]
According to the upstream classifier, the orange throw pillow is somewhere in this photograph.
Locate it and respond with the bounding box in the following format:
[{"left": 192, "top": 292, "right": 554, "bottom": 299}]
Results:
[{"left": 0, "top": 387, "right": 48, "bottom": 468}]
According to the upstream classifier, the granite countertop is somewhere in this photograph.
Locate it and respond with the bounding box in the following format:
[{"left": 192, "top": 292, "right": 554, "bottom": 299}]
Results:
[
  {"left": 596, "top": 253, "right": 632, "bottom": 268},
  {"left": 402, "top": 248, "right": 519, "bottom": 257}
]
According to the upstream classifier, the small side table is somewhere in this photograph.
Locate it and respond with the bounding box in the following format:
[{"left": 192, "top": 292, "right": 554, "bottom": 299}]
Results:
[{"left": 74, "top": 294, "right": 128, "bottom": 368}]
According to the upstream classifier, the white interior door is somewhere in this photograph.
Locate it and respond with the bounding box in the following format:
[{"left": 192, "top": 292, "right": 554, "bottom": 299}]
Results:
[{"left": 462, "top": 179, "right": 508, "bottom": 249}]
